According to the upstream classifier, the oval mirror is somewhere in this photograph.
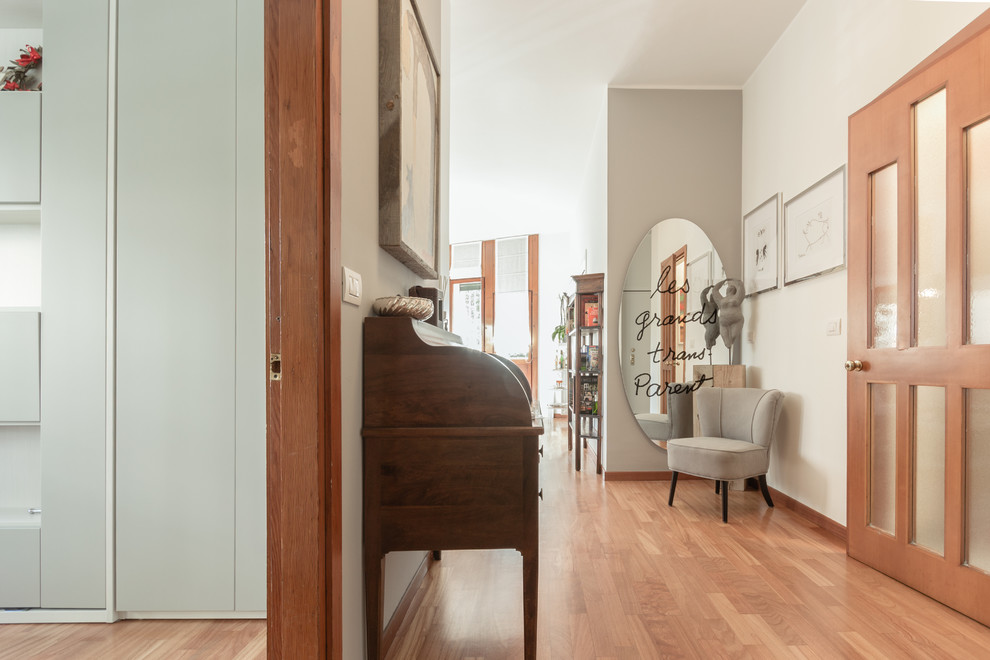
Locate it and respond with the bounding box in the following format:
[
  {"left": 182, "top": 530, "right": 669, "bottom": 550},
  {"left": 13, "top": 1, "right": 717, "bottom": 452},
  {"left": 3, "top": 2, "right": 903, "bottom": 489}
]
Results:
[{"left": 618, "top": 218, "right": 730, "bottom": 441}]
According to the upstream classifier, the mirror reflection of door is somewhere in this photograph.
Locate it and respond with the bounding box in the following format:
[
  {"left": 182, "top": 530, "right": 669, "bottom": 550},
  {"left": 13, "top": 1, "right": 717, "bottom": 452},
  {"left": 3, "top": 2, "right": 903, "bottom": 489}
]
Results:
[
  {"left": 449, "top": 235, "right": 539, "bottom": 393},
  {"left": 658, "top": 245, "right": 687, "bottom": 413}
]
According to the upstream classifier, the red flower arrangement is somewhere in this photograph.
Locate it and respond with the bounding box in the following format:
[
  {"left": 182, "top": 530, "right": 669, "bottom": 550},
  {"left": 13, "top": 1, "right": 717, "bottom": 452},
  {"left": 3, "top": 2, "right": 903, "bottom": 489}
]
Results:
[{"left": 0, "top": 44, "right": 43, "bottom": 91}]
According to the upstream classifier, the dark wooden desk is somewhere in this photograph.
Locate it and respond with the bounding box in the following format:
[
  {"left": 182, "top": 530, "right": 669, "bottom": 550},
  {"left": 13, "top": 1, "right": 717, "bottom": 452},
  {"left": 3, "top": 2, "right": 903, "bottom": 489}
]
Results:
[{"left": 362, "top": 317, "right": 543, "bottom": 660}]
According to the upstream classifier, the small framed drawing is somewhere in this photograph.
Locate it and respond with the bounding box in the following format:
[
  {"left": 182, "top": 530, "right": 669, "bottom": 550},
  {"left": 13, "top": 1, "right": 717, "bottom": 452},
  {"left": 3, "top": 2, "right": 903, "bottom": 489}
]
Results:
[
  {"left": 379, "top": 0, "right": 441, "bottom": 278},
  {"left": 686, "top": 251, "right": 712, "bottom": 314},
  {"left": 784, "top": 165, "right": 846, "bottom": 285},
  {"left": 742, "top": 193, "right": 780, "bottom": 295}
]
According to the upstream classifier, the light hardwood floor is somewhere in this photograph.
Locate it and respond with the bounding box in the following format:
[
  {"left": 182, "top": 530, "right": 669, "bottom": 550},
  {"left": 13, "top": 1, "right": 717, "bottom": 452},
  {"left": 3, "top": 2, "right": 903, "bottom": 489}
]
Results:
[
  {"left": 385, "top": 420, "right": 990, "bottom": 659},
  {"left": 3, "top": 419, "right": 990, "bottom": 658}
]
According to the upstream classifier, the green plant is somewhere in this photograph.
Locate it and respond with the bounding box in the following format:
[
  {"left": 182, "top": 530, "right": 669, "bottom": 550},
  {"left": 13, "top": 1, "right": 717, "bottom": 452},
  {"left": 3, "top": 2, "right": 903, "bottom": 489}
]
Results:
[{"left": 551, "top": 324, "right": 566, "bottom": 343}]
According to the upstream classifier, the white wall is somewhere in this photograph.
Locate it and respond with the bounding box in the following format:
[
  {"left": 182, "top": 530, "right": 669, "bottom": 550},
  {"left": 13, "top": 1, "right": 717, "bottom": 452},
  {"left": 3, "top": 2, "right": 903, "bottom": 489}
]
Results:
[
  {"left": 538, "top": 232, "right": 573, "bottom": 415},
  {"left": 576, "top": 92, "right": 608, "bottom": 275},
  {"left": 741, "top": 0, "right": 988, "bottom": 525},
  {"left": 340, "top": 0, "right": 450, "bottom": 656},
  {"left": 0, "top": 223, "right": 41, "bottom": 306}
]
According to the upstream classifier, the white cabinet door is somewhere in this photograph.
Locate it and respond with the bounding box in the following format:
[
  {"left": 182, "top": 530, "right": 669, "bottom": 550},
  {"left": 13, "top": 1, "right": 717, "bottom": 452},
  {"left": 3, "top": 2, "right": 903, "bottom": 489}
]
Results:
[
  {"left": 40, "top": 0, "right": 110, "bottom": 609},
  {"left": 0, "top": 524, "right": 40, "bottom": 608},
  {"left": 116, "top": 0, "right": 264, "bottom": 613},
  {"left": 115, "top": 0, "right": 236, "bottom": 612},
  {"left": 0, "top": 311, "right": 40, "bottom": 423}
]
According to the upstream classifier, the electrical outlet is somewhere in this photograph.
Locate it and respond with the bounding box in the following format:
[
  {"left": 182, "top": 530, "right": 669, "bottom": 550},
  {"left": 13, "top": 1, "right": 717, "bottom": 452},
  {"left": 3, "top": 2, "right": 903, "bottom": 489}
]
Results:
[{"left": 343, "top": 266, "right": 362, "bottom": 306}]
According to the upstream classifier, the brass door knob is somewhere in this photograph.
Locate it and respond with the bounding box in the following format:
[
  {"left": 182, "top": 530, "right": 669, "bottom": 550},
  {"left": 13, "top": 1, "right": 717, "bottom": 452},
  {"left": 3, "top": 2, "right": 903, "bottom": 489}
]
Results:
[{"left": 844, "top": 360, "right": 864, "bottom": 372}]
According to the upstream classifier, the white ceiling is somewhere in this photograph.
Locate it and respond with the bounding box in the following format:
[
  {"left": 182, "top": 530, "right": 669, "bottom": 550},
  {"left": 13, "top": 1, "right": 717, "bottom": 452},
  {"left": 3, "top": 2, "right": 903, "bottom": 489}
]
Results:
[{"left": 448, "top": 0, "right": 807, "bottom": 242}]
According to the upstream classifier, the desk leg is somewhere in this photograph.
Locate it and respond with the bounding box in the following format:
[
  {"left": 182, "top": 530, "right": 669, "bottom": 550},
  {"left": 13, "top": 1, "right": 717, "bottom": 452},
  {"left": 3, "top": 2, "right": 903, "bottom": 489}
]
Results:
[
  {"left": 365, "top": 552, "right": 384, "bottom": 660},
  {"left": 522, "top": 549, "right": 538, "bottom": 660}
]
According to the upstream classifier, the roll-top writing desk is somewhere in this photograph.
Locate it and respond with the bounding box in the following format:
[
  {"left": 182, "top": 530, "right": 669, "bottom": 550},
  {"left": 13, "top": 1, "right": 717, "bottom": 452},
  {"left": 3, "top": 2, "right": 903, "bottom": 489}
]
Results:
[{"left": 362, "top": 317, "right": 543, "bottom": 660}]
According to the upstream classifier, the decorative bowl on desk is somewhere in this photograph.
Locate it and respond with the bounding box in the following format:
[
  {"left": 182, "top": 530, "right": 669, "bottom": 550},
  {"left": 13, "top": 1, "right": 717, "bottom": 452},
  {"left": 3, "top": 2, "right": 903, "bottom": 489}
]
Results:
[{"left": 372, "top": 295, "right": 434, "bottom": 320}]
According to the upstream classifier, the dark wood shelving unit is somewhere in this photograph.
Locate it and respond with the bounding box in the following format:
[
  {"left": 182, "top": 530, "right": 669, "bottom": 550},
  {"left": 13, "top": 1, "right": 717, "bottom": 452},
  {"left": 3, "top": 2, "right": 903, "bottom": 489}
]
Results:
[{"left": 567, "top": 273, "right": 604, "bottom": 473}]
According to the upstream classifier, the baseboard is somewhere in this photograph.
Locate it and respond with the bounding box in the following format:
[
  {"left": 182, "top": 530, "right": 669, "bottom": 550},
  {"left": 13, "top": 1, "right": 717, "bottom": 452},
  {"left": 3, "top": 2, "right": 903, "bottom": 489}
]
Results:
[
  {"left": 117, "top": 611, "right": 266, "bottom": 620},
  {"left": 601, "top": 473, "right": 847, "bottom": 541},
  {"left": 768, "top": 487, "right": 847, "bottom": 542},
  {"left": 382, "top": 552, "right": 435, "bottom": 656},
  {"left": 0, "top": 609, "right": 113, "bottom": 624}
]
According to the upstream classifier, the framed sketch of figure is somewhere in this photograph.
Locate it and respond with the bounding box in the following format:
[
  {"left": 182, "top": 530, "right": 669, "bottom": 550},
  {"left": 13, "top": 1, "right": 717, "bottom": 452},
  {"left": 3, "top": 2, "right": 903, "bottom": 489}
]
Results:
[{"left": 742, "top": 193, "right": 780, "bottom": 296}]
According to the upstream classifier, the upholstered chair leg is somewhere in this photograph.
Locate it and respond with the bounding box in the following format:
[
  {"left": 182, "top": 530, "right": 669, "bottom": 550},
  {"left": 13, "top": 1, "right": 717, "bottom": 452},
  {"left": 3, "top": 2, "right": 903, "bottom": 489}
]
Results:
[
  {"left": 715, "top": 480, "right": 720, "bottom": 495},
  {"left": 758, "top": 475, "right": 774, "bottom": 508},
  {"left": 668, "top": 472, "right": 679, "bottom": 506},
  {"left": 721, "top": 481, "right": 729, "bottom": 523}
]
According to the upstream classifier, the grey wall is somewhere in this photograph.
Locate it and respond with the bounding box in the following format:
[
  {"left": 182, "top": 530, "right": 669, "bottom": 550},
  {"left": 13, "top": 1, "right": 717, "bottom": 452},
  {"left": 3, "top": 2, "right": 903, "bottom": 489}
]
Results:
[
  {"left": 605, "top": 88, "right": 742, "bottom": 472},
  {"left": 340, "top": 0, "right": 450, "bottom": 656}
]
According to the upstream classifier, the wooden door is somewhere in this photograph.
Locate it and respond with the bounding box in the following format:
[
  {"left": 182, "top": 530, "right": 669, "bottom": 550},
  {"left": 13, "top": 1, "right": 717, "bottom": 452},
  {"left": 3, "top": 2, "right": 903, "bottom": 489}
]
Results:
[
  {"left": 456, "top": 235, "right": 539, "bottom": 393},
  {"left": 658, "top": 245, "right": 686, "bottom": 413},
  {"left": 847, "top": 11, "right": 990, "bottom": 627}
]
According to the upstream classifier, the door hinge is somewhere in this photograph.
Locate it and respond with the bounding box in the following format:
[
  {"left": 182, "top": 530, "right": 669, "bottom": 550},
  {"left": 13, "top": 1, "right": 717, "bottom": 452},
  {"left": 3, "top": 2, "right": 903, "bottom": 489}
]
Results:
[{"left": 270, "top": 353, "right": 282, "bottom": 381}]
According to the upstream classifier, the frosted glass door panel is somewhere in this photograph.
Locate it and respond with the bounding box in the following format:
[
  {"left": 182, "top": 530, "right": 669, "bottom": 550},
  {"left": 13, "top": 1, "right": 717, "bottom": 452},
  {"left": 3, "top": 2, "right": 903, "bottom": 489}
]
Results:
[
  {"left": 967, "top": 389, "right": 990, "bottom": 572},
  {"left": 872, "top": 165, "right": 898, "bottom": 348},
  {"left": 870, "top": 383, "right": 897, "bottom": 534},
  {"left": 913, "top": 386, "right": 945, "bottom": 555},
  {"left": 968, "top": 119, "right": 990, "bottom": 344},
  {"left": 914, "top": 91, "right": 946, "bottom": 347},
  {"left": 449, "top": 241, "right": 481, "bottom": 280}
]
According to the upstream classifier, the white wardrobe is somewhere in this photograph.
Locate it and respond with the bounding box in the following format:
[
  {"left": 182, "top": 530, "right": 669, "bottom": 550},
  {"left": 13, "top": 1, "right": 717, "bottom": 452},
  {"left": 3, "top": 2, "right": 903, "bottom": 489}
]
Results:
[{"left": 1, "top": 0, "right": 265, "bottom": 618}]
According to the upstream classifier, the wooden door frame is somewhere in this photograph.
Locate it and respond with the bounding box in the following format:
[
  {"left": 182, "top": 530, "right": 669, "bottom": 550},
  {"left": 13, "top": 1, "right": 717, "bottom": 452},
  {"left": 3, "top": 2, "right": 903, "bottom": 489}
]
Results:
[
  {"left": 659, "top": 244, "right": 687, "bottom": 413},
  {"left": 265, "top": 0, "right": 343, "bottom": 657}
]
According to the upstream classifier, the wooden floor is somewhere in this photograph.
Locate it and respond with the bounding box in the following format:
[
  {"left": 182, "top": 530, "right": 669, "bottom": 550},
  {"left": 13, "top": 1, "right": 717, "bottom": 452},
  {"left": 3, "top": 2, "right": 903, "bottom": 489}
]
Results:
[
  {"left": 3, "top": 419, "right": 990, "bottom": 658},
  {"left": 384, "top": 420, "right": 990, "bottom": 659},
  {"left": 0, "top": 619, "right": 265, "bottom": 659}
]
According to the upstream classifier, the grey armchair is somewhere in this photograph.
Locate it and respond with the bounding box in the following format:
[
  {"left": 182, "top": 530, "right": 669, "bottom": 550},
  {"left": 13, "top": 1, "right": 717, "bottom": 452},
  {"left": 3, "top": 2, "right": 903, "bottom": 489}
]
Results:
[
  {"left": 636, "top": 385, "right": 695, "bottom": 448},
  {"left": 666, "top": 387, "right": 784, "bottom": 523}
]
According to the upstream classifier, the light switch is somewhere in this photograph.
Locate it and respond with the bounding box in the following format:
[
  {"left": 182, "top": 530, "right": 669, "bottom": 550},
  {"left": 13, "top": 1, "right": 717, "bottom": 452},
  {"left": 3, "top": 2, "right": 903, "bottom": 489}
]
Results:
[
  {"left": 343, "top": 266, "right": 361, "bottom": 306},
  {"left": 825, "top": 318, "right": 842, "bottom": 336}
]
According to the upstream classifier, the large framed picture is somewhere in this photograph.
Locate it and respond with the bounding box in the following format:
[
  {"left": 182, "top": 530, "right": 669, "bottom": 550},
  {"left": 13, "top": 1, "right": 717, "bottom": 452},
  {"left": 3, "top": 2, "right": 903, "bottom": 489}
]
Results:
[
  {"left": 784, "top": 165, "right": 846, "bottom": 285},
  {"left": 742, "top": 193, "right": 780, "bottom": 295},
  {"left": 379, "top": 0, "right": 440, "bottom": 278}
]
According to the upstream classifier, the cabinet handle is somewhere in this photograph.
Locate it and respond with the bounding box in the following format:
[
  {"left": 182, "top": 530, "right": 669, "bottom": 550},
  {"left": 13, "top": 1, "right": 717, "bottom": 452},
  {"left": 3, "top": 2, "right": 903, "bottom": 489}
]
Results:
[
  {"left": 538, "top": 445, "right": 544, "bottom": 457},
  {"left": 538, "top": 489, "right": 543, "bottom": 501}
]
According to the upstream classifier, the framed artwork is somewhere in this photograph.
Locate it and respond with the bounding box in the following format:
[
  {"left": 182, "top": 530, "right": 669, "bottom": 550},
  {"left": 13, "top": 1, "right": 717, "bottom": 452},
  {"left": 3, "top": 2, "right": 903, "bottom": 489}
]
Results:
[
  {"left": 379, "top": 0, "right": 440, "bottom": 278},
  {"left": 686, "top": 251, "right": 712, "bottom": 314},
  {"left": 742, "top": 193, "right": 780, "bottom": 295},
  {"left": 784, "top": 165, "right": 846, "bottom": 285}
]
